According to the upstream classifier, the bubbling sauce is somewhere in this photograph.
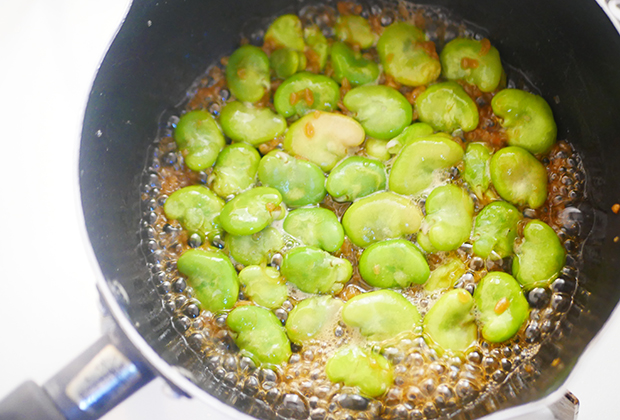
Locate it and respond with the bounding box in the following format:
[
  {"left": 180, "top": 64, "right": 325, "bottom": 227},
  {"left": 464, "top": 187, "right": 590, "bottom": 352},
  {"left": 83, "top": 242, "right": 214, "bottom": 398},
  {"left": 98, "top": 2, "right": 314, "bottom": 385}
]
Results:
[{"left": 139, "top": 2, "right": 587, "bottom": 419}]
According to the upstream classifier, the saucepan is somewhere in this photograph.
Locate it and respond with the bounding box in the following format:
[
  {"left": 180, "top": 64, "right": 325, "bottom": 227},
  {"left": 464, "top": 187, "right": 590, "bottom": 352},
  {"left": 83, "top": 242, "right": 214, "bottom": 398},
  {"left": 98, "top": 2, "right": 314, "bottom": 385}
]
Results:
[{"left": 1, "top": 0, "right": 620, "bottom": 419}]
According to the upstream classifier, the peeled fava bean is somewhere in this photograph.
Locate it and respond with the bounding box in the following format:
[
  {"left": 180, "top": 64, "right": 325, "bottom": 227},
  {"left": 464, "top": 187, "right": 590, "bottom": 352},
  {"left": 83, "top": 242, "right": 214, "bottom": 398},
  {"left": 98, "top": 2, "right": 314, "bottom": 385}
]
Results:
[
  {"left": 359, "top": 240, "right": 430, "bottom": 288},
  {"left": 377, "top": 22, "right": 441, "bottom": 87},
  {"left": 270, "top": 48, "right": 306, "bottom": 79},
  {"left": 211, "top": 143, "right": 260, "bottom": 198},
  {"left": 163, "top": 185, "right": 224, "bottom": 241},
  {"left": 281, "top": 246, "right": 352, "bottom": 294},
  {"left": 365, "top": 138, "right": 391, "bottom": 161},
  {"left": 283, "top": 208, "right": 344, "bottom": 253},
  {"left": 219, "top": 187, "right": 284, "bottom": 235},
  {"left": 335, "top": 15, "right": 376, "bottom": 49},
  {"left": 490, "top": 146, "right": 548, "bottom": 209},
  {"left": 463, "top": 142, "right": 492, "bottom": 199},
  {"left": 344, "top": 85, "right": 413, "bottom": 140},
  {"left": 286, "top": 296, "right": 343, "bottom": 344},
  {"left": 418, "top": 185, "right": 474, "bottom": 252},
  {"left": 389, "top": 135, "right": 464, "bottom": 196},
  {"left": 326, "top": 156, "right": 386, "bottom": 202},
  {"left": 226, "top": 45, "right": 270, "bottom": 103},
  {"left": 258, "top": 150, "right": 326, "bottom": 207},
  {"left": 385, "top": 122, "right": 435, "bottom": 155},
  {"left": 264, "top": 14, "right": 305, "bottom": 51},
  {"left": 342, "top": 192, "right": 423, "bottom": 248},
  {"left": 513, "top": 220, "right": 566, "bottom": 289},
  {"left": 423, "top": 289, "right": 478, "bottom": 354},
  {"left": 330, "top": 42, "right": 380, "bottom": 87},
  {"left": 177, "top": 249, "right": 238, "bottom": 312},
  {"left": 440, "top": 38, "right": 503, "bottom": 92},
  {"left": 492, "top": 89, "right": 557, "bottom": 154},
  {"left": 174, "top": 110, "right": 226, "bottom": 171},
  {"left": 239, "top": 265, "right": 287, "bottom": 309},
  {"left": 284, "top": 111, "right": 365, "bottom": 172},
  {"left": 424, "top": 258, "right": 467, "bottom": 292},
  {"left": 325, "top": 346, "right": 393, "bottom": 398},
  {"left": 227, "top": 227, "right": 284, "bottom": 266},
  {"left": 474, "top": 272, "right": 529, "bottom": 342},
  {"left": 416, "top": 81, "right": 479, "bottom": 133},
  {"left": 304, "top": 26, "right": 329, "bottom": 72},
  {"left": 274, "top": 72, "right": 340, "bottom": 118},
  {"left": 227, "top": 306, "right": 292, "bottom": 367},
  {"left": 342, "top": 290, "right": 422, "bottom": 341},
  {"left": 219, "top": 102, "right": 287, "bottom": 146},
  {"left": 472, "top": 201, "right": 522, "bottom": 259}
]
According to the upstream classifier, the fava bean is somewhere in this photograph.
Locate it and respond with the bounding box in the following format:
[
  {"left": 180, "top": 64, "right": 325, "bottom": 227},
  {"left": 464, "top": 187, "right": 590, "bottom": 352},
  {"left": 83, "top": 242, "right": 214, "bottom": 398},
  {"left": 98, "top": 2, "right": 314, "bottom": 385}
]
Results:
[
  {"left": 424, "top": 258, "right": 467, "bottom": 292},
  {"left": 286, "top": 296, "right": 344, "bottom": 344},
  {"left": 490, "top": 146, "right": 547, "bottom": 209},
  {"left": 283, "top": 208, "right": 344, "bottom": 253},
  {"left": 440, "top": 38, "right": 503, "bottom": 92},
  {"left": 227, "top": 227, "right": 284, "bottom": 266},
  {"left": 365, "top": 138, "right": 391, "bottom": 161},
  {"left": 463, "top": 142, "right": 492, "bottom": 199},
  {"left": 264, "top": 14, "right": 305, "bottom": 51},
  {"left": 239, "top": 265, "right": 287, "bottom": 309},
  {"left": 359, "top": 240, "right": 429, "bottom": 288},
  {"left": 304, "top": 26, "right": 329, "bottom": 71},
  {"left": 472, "top": 201, "right": 521, "bottom": 259},
  {"left": 377, "top": 22, "right": 441, "bottom": 86},
  {"left": 342, "top": 192, "right": 423, "bottom": 248},
  {"left": 474, "top": 272, "right": 529, "bottom": 342},
  {"left": 220, "top": 101, "right": 287, "bottom": 145},
  {"left": 163, "top": 185, "right": 224, "bottom": 241},
  {"left": 270, "top": 48, "right": 306, "bottom": 79},
  {"left": 226, "top": 45, "right": 270, "bottom": 103},
  {"left": 335, "top": 15, "right": 376, "bottom": 49},
  {"left": 423, "top": 289, "right": 477, "bottom": 354},
  {"left": 274, "top": 72, "right": 340, "bottom": 118},
  {"left": 258, "top": 150, "right": 326, "bottom": 207},
  {"left": 177, "top": 249, "right": 238, "bottom": 312},
  {"left": 227, "top": 306, "right": 292, "bottom": 366},
  {"left": 326, "top": 156, "right": 386, "bottom": 202},
  {"left": 219, "top": 187, "right": 284, "bottom": 235},
  {"left": 325, "top": 346, "right": 393, "bottom": 397},
  {"left": 385, "top": 122, "right": 434, "bottom": 154},
  {"left": 174, "top": 110, "right": 226, "bottom": 171},
  {"left": 330, "top": 42, "right": 380, "bottom": 87},
  {"left": 492, "top": 89, "right": 557, "bottom": 154},
  {"left": 418, "top": 185, "right": 474, "bottom": 252},
  {"left": 344, "top": 85, "right": 412, "bottom": 140},
  {"left": 211, "top": 143, "right": 260, "bottom": 198},
  {"left": 416, "top": 82, "right": 479, "bottom": 133},
  {"left": 513, "top": 220, "right": 566, "bottom": 289},
  {"left": 283, "top": 111, "right": 365, "bottom": 172},
  {"left": 281, "top": 246, "right": 352, "bottom": 294}
]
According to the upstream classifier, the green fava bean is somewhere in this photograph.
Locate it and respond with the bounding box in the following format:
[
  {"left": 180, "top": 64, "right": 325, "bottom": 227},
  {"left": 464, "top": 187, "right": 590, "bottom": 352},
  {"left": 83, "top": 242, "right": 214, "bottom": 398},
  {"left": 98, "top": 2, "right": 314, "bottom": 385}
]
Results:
[
  {"left": 472, "top": 201, "right": 521, "bottom": 259},
  {"left": 163, "top": 185, "right": 224, "bottom": 241},
  {"left": 418, "top": 185, "right": 474, "bottom": 252},
  {"left": 365, "top": 138, "right": 391, "bottom": 161},
  {"left": 385, "top": 122, "right": 435, "bottom": 154},
  {"left": 513, "top": 220, "right": 566, "bottom": 289},
  {"left": 304, "top": 26, "right": 329, "bottom": 71},
  {"left": 264, "top": 14, "right": 305, "bottom": 51},
  {"left": 258, "top": 151, "right": 326, "bottom": 207},
  {"left": 342, "top": 290, "right": 421, "bottom": 341},
  {"left": 416, "top": 81, "right": 479, "bottom": 133},
  {"left": 377, "top": 22, "right": 441, "bottom": 87},
  {"left": 211, "top": 143, "right": 260, "bottom": 198},
  {"left": 219, "top": 187, "right": 284, "bottom": 235},
  {"left": 423, "top": 289, "right": 478, "bottom": 354},
  {"left": 270, "top": 48, "right": 306, "bottom": 79},
  {"left": 283, "top": 208, "right": 344, "bottom": 253},
  {"left": 424, "top": 258, "right": 467, "bottom": 292},
  {"left": 274, "top": 72, "right": 340, "bottom": 118},
  {"left": 226, "top": 45, "right": 270, "bottom": 103},
  {"left": 440, "top": 38, "right": 503, "bottom": 92},
  {"left": 326, "top": 156, "right": 386, "bottom": 202},
  {"left": 463, "top": 142, "right": 492, "bottom": 199},
  {"left": 227, "top": 306, "right": 292, "bottom": 366},
  {"left": 389, "top": 135, "right": 464, "bottom": 196},
  {"left": 359, "top": 240, "right": 430, "bottom": 288},
  {"left": 281, "top": 246, "right": 352, "bottom": 294},
  {"left": 344, "top": 85, "right": 413, "bottom": 140},
  {"left": 177, "top": 249, "right": 238, "bottom": 312},
  {"left": 286, "top": 296, "right": 344, "bottom": 344},
  {"left": 174, "top": 110, "right": 226, "bottom": 171},
  {"left": 284, "top": 111, "right": 365, "bottom": 172},
  {"left": 492, "top": 89, "right": 557, "bottom": 154},
  {"left": 326, "top": 346, "right": 393, "bottom": 397},
  {"left": 342, "top": 192, "right": 423, "bottom": 248},
  {"left": 227, "top": 227, "right": 284, "bottom": 266},
  {"left": 239, "top": 265, "right": 287, "bottom": 309},
  {"left": 219, "top": 101, "right": 286, "bottom": 146},
  {"left": 474, "top": 272, "right": 529, "bottom": 342},
  {"left": 490, "top": 146, "right": 547, "bottom": 209},
  {"left": 335, "top": 15, "right": 376, "bottom": 49},
  {"left": 330, "top": 42, "right": 380, "bottom": 87}
]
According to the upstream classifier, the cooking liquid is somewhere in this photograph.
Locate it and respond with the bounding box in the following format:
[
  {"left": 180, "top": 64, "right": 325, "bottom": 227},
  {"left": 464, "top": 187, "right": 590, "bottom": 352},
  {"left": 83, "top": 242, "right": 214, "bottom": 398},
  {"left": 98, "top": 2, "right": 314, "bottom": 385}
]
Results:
[{"left": 139, "top": 2, "right": 588, "bottom": 419}]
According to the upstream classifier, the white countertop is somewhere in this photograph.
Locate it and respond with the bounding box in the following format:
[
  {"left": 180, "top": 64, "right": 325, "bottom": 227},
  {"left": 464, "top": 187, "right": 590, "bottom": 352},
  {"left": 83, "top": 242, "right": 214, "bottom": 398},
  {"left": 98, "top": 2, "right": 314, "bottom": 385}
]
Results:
[{"left": 0, "top": 1, "right": 618, "bottom": 419}]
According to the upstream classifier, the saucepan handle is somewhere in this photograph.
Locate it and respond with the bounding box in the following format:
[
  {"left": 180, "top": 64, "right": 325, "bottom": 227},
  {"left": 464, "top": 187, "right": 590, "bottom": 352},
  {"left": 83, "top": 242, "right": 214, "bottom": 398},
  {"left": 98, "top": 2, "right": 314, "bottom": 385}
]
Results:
[{"left": 0, "top": 334, "right": 154, "bottom": 420}]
